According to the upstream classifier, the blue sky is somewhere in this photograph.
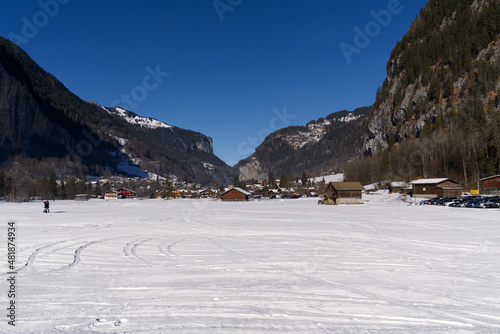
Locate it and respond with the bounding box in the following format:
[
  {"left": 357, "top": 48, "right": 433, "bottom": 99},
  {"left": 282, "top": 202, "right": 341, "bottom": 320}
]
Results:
[{"left": 0, "top": 0, "right": 427, "bottom": 166}]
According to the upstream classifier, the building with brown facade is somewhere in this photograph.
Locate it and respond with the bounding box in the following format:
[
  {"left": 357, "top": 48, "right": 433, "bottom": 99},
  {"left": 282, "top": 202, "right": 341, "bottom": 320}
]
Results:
[
  {"left": 221, "top": 187, "right": 252, "bottom": 201},
  {"left": 324, "top": 182, "right": 364, "bottom": 205},
  {"left": 479, "top": 175, "right": 500, "bottom": 194},
  {"left": 410, "top": 178, "right": 462, "bottom": 198}
]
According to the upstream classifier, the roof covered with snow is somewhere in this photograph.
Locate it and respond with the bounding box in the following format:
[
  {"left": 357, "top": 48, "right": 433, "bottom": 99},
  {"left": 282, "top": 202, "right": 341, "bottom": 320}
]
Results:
[
  {"left": 479, "top": 174, "right": 500, "bottom": 181},
  {"left": 222, "top": 187, "right": 252, "bottom": 196},
  {"left": 328, "top": 182, "right": 364, "bottom": 191},
  {"left": 410, "top": 178, "right": 449, "bottom": 185}
]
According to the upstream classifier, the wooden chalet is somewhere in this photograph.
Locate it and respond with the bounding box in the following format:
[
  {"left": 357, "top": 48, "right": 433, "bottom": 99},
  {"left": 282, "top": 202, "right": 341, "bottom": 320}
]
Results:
[
  {"left": 387, "top": 182, "right": 409, "bottom": 194},
  {"left": 269, "top": 189, "right": 282, "bottom": 198},
  {"left": 221, "top": 187, "right": 252, "bottom": 201},
  {"left": 117, "top": 188, "right": 136, "bottom": 199},
  {"left": 410, "top": 178, "right": 462, "bottom": 198},
  {"left": 104, "top": 190, "right": 124, "bottom": 200},
  {"left": 104, "top": 188, "right": 136, "bottom": 200},
  {"left": 155, "top": 189, "right": 181, "bottom": 199},
  {"left": 199, "top": 189, "right": 218, "bottom": 199},
  {"left": 170, "top": 189, "right": 181, "bottom": 199},
  {"left": 324, "top": 182, "right": 364, "bottom": 205},
  {"left": 479, "top": 175, "right": 500, "bottom": 194}
]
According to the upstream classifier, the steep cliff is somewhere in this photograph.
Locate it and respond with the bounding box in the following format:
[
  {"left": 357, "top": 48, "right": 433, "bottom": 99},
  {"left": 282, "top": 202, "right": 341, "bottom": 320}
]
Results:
[
  {"left": 364, "top": 0, "right": 500, "bottom": 155},
  {"left": 350, "top": 0, "right": 500, "bottom": 184}
]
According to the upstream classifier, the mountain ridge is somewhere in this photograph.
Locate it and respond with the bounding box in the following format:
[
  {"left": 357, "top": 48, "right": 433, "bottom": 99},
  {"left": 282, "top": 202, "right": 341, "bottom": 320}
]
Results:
[
  {"left": 0, "top": 36, "right": 234, "bottom": 187},
  {"left": 236, "top": 106, "right": 370, "bottom": 181}
]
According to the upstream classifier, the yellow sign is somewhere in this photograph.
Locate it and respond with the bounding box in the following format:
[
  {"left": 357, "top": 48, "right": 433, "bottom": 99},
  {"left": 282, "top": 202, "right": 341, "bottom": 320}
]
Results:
[{"left": 471, "top": 189, "right": 480, "bottom": 195}]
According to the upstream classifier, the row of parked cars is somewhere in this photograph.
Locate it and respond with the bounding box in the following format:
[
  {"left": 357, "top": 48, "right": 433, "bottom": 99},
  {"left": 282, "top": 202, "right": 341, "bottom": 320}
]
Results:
[{"left": 417, "top": 195, "right": 500, "bottom": 208}]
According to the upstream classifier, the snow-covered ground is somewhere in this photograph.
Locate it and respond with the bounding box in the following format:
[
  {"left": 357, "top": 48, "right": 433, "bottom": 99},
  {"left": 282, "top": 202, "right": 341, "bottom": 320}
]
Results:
[
  {"left": 310, "top": 173, "right": 344, "bottom": 184},
  {"left": 1, "top": 193, "right": 499, "bottom": 333}
]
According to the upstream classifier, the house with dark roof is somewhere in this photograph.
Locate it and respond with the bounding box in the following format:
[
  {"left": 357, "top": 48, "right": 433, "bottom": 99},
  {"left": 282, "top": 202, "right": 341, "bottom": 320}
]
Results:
[{"left": 324, "top": 182, "right": 364, "bottom": 205}]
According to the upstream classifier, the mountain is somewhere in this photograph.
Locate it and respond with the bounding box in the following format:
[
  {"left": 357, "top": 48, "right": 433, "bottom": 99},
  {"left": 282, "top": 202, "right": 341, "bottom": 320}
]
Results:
[
  {"left": 236, "top": 107, "right": 369, "bottom": 180},
  {"left": 347, "top": 0, "right": 500, "bottom": 185},
  {"left": 99, "top": 105, "right": 233, "bottom": 182},
  {"left": 0, "top": 36, "right": 233, "bottom": 186}
]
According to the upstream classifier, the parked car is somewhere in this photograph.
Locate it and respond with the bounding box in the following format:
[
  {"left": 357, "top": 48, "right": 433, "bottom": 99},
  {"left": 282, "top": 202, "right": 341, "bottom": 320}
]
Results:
[
  {"left": 428, "top": 197, "right": 442, "bottom": 205},
  {"left": 480, "top": 197, "right": 500, "bottom": 208},
  {"left": 466, "top": 198, "right": 488, "bottom": 208},
  {"left": 444, "top": 199, "right": 461, "bottom": 206},
  {"left": 465, "top": 200, "right": 477, "bottom": 208},
  {"left": 437, "top": 197, "right": 456, "bottom": 206},
  {"left": 475, "top": 197, "right": 493, "bottom": 208},
  {"left": 449, "top": 200, "right": 462, "bottom": 207}
]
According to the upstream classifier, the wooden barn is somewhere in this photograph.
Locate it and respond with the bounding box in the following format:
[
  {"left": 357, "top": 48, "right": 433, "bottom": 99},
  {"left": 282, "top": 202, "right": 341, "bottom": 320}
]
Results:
[
  {"left": 221, "top": 187, "right": 252, "bottom": 201},
  {"left": 410, "top": 178, "right": 462, "bottom": 198},
  {"left": 480, "top": 175, "right": 500, "bottom": 194},
  {"left": 104, "top": 190, "right": 124, "bottom": 200},
  {"left": 387, "top": 182, "right": 409, "bottom": 194},
  {"left": 324, "top": 182, "right": 364, "bottom": 205}
]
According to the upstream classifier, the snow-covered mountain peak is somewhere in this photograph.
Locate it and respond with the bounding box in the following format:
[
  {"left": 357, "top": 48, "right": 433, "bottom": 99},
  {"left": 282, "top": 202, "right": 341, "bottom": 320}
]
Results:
[
  {"left": 102, "top": 106, "right": 173, "bottom": 129},
  {"left": 334, "top": 112, "right": 362, "bottom": 123}
]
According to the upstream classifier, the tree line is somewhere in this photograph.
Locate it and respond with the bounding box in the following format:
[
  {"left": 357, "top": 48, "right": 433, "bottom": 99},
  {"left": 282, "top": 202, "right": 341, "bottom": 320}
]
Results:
[
  {"left": 345, "top": 96, "right": 500, "bottom": 186},
  {"left": 358, "top": 0, "right": 500, "bottom": 187}
]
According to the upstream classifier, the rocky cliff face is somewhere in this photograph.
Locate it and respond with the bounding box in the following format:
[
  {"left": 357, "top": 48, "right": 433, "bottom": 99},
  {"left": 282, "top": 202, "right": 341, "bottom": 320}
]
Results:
[
  {"left": 238, "top": 157, "right": 267, "bottom": 181},
  {"left": 364, "top": 0, "right": 500, "bottom": 156},
  {"left": 188, "top": 137, "right": 213, "bottom": 155}
]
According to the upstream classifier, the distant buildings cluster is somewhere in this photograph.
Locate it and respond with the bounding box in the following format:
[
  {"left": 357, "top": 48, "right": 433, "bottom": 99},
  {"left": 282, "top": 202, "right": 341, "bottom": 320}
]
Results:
[{"left": 97, "top": 174, "right": 500, "bottom": 205}]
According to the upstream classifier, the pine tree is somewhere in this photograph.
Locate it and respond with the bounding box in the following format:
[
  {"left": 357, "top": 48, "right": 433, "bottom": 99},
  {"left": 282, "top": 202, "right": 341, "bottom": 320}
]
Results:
[
  {"left": 268, "top": 172, "right": 276, "bottom": 189},
  {"left": 162, "top": 178, "right": 174, "bottom": 199},
  {"left": 279, "top": 174, "right": 288, "bottom": 189},
  {"left": 301, "top": 171, "right": 308, "bottom": 187},
  {"left": 318, "top": 178, "right": 326, "bottom": 194},
  {"left": 0, "top": 170, "right": 6, "bottom": 197},
  {"left": 233, "top": 175, "right": 240, "bottom": 188},
  {"left": 94, "top": 181, "right": 101, "bottom": 197},
  {"left": 443, "top": 73, "right": 454, "bottom": 99},
  {"left": 49, "top": 172, "right": 57, "bottom": 199},
  {"left": 429, "top": 72, "right": 441, "bottom": 101},
  {"left": 60, "top": 179, "right": 66, "bottom": 199}
]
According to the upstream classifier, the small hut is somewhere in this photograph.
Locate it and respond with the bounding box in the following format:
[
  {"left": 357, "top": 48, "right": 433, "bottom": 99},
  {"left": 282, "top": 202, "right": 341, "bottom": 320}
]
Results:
[
  {"left": 221, "top": 187, "right": 252, "bottom": 201},
  {"left": 324, "top": 182, "right": 364, "bottom": 205}
]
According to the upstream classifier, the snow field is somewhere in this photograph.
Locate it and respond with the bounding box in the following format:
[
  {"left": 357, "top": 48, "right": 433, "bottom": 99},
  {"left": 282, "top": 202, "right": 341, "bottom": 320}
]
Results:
[{"left": 1, "top": 193, "right": 499, "bottom": 333}]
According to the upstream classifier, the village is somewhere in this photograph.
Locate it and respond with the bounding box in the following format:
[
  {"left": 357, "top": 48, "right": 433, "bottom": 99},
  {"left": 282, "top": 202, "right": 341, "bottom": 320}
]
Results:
[{"left": 96, "top": 173, "right": 500, "bottom": 207}]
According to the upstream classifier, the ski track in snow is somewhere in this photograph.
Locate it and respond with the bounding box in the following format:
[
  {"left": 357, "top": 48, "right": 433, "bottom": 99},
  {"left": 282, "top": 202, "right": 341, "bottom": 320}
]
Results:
[{"left": 1, "top": 195, "right": 500, "bottom": 333}]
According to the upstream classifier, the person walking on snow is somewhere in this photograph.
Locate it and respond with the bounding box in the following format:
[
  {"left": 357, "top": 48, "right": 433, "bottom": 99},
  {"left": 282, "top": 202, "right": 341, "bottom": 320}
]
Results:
[{"left": 43, "top": 200, "right": 49, "bottom": 213}]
